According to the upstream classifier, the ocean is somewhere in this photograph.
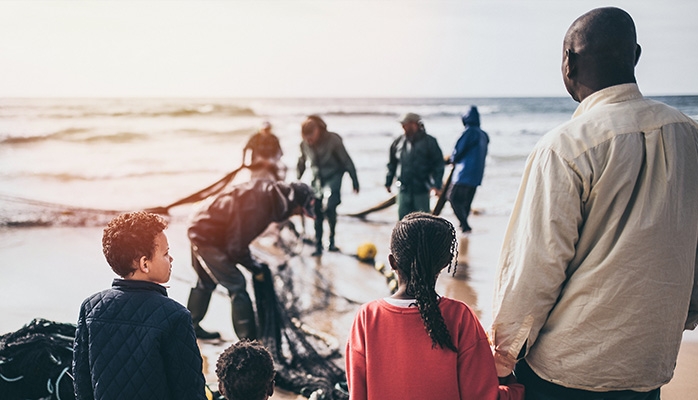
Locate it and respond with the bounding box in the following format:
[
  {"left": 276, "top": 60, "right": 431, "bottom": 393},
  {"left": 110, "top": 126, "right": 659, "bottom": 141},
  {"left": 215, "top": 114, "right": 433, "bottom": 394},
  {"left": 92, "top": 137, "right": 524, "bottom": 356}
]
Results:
[{"left": 1, "top": 95, "right": 698, "bottom": 226}]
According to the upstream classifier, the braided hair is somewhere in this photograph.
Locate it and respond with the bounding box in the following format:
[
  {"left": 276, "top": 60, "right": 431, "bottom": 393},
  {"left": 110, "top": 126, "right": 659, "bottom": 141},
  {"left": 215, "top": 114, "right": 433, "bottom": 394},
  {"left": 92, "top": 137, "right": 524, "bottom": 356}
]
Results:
[{"left": 390, "top": 212, "right": 458, "bottom": 352}]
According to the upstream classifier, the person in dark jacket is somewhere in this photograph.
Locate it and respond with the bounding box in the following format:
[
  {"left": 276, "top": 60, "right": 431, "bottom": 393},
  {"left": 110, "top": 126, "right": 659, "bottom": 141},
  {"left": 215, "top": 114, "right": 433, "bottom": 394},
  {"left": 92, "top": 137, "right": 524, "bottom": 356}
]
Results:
[
  {"left": 297, "top": 115, "right": 359, "bottom": 256},
  {"left": 447, "top": 106, "right": 489, "bottom": 233},
  {"left": 243, "top": 121, "right": 286, "bottom": 181},
  {"left": 186, "top": 180, "right": 315, "bottom": 340},
  {"left": 386, "top": 112, "right": 445, "bottom": 220},
  {"left": 73, "top": 211, "right": 207, "bottom": 400}
]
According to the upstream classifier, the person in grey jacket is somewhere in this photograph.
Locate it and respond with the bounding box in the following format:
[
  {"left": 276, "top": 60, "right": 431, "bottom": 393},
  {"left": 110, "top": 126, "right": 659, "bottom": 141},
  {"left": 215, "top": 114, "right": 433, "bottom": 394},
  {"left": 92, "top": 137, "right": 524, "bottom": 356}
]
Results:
[
  {"left": 73, "top": 211, "right": 207, "bottom": 400},
  {"left": 297, "top": 115, "right": 359, "bottom": 256},
  {"left": 386, "top": 113, "right": 444, "bottom": 220}
]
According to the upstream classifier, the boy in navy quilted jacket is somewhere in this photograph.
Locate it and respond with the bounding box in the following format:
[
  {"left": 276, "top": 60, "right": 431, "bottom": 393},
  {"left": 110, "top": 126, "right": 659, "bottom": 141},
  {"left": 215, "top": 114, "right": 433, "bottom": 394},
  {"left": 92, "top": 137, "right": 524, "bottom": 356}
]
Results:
[{"left": 72, "top": 211, "right": 207, "bottom": 400}]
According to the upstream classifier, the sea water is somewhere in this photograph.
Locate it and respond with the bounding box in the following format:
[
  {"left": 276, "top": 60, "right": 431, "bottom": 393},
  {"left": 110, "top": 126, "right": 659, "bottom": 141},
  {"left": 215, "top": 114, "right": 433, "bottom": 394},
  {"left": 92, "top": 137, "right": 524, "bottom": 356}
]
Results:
[{"left": 1, "top": 96, "right": 697, "bottom": 225}]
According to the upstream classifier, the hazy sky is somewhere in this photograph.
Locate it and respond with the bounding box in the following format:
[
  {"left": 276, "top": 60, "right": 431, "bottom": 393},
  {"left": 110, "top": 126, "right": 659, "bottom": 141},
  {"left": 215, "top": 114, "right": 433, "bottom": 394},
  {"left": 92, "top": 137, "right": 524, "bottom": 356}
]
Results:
[{"left": 1, "top": 0, "right": 697, "bottom": 98}]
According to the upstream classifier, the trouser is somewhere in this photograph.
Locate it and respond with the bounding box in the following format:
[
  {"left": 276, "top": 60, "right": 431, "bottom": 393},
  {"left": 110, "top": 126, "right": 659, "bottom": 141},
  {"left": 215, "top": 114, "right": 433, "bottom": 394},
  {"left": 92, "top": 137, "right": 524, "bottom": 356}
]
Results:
[
  {"left": 187, "top": 244, "right": 257, "bottom": 340},
  {"left": 313, "top": 180, "right": 342, "bottom": 248},
  {"left": 515, "top": 360, "right": 661, "bottom": 400},
  {"left": 448, "top": 183, "right": 477, "bottom": 232},
  {"left": 397, "top": 190, "right": 430, "bottom": 220}
]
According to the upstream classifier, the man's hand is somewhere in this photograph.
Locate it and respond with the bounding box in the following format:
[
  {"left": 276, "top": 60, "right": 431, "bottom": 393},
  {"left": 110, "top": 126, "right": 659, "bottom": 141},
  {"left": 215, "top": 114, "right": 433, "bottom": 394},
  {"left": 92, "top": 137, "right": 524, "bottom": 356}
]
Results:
[
  {"left": 385, "top": 185, "right": 392, "bottom": 193},
  {"left": 251, "top": 262, "right": 269, "bottom": 282}
]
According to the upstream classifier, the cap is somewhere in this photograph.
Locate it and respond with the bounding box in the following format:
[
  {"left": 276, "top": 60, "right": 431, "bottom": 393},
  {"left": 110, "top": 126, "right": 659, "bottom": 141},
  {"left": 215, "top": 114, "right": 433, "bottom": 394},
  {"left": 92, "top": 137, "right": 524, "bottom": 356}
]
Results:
[
  {"left": 261, "top": 121, "right": 272, "bottom": 130},
  {"left": 289, "top": 182, "right": 315, "bottom": 218},
  {"left": 399, "top": 112, "right": 422, "bottom": 124}
]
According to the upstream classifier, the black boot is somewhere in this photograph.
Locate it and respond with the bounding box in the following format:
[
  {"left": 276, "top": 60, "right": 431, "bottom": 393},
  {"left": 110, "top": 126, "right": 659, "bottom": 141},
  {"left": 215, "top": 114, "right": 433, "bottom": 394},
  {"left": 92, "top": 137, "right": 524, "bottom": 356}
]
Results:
[
  {"left": 232, "top": 292, "right": 257, "bottom": 340},
  {"left": 186, "top": 288, "right": 221, "bottom": 340},
  {"left": 327, "top": 213, "right": 340, "bottom": 252}
]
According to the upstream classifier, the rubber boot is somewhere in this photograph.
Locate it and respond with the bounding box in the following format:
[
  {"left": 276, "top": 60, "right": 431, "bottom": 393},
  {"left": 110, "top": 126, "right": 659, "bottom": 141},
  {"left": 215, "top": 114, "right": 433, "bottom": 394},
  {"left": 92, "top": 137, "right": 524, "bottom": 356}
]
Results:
[
  {"left": 312, "top": 199, "right": 324, "bottom": 256},
  {"left": 186, "top": 288, "right": 221, "bottom": 340},
  {"left": 231, "top": 291, "right": 257, "bottom": 340},
  {"left": 327, "top": 213, "right": 339, "bottom": 252}
]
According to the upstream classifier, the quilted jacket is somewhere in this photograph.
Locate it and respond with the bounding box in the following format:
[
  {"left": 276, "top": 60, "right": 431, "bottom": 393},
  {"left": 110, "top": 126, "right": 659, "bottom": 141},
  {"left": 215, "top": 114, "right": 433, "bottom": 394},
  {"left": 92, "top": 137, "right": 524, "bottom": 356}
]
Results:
[{"left": 72, "top": 279, "right": 207, "bottom": 400}]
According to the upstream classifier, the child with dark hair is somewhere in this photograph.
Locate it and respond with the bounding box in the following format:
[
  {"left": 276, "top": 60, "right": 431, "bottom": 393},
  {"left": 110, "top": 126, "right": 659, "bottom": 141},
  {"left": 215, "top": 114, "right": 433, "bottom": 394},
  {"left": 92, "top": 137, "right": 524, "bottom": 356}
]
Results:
[
  {"left": 73, "top": 211, "right": 207, "bottom": 400},
  {"left": 345, "top": 212, "right": 524, "bottom": 400},
  {"left": 216, "top": 340, "right": 275, "bottom": 400}
]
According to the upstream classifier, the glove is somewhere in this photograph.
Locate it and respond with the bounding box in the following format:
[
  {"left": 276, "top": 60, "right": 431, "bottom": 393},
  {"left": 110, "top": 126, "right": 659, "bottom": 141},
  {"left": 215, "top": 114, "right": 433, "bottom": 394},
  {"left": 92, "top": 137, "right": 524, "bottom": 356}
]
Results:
[{"left": 251, "top": 262, "right": 269, "bottom": 282}]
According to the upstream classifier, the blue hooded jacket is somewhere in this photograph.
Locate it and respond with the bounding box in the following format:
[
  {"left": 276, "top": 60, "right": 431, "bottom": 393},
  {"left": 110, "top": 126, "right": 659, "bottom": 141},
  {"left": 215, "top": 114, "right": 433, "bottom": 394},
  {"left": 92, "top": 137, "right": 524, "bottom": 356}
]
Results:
[{"left": 449, "top": 106, "right": 489, "bottom": 187}]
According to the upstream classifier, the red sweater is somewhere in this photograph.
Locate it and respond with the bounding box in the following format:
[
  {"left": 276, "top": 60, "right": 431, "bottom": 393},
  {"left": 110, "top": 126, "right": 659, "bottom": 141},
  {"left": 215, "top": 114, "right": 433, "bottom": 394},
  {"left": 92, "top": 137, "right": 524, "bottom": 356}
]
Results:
[{"left": 345, "top": 297, "right": 524, "bottom": 400}]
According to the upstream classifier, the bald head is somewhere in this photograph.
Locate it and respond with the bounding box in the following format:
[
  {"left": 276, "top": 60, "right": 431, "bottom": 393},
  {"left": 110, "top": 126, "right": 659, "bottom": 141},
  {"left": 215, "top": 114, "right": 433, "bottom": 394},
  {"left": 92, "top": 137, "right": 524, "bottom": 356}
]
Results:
[{"left": 562, "top": 7, "right": 641, "bottom": 102}]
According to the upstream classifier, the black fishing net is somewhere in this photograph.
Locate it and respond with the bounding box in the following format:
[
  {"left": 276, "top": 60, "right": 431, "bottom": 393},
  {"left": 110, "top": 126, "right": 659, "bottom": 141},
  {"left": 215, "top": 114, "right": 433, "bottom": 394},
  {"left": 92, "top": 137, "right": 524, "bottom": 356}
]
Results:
[
  {"left": 0, "top": 318, "right": 76, "bottom": 400},
  {"left": 253, "top": 263, "right": 348, "bottom": 400}
]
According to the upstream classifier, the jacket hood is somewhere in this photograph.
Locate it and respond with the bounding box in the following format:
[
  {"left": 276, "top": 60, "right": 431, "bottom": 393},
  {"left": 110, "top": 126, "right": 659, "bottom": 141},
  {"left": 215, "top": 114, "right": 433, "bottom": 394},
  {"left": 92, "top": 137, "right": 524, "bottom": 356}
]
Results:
[{"left": 461, "top": 106, "right": 480, "bottom": 127}]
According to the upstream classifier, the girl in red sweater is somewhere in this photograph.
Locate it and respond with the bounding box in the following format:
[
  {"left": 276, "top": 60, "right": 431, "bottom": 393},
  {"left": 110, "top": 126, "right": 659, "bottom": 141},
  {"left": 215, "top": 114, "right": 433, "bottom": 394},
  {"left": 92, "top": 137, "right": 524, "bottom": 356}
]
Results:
[{"left": 345, "top": 212, "right": 524, "bottom": 400}]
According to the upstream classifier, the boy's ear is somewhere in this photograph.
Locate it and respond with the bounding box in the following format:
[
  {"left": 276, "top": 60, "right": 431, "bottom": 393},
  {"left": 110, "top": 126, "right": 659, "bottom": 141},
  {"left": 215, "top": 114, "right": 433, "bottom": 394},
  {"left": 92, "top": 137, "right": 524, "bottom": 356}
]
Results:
[
  {"left": 138, "top": 256, "right": 149, "bottom": 273},
  {"left": 267, "top": 384, "right": 274, "bottom": 398}
]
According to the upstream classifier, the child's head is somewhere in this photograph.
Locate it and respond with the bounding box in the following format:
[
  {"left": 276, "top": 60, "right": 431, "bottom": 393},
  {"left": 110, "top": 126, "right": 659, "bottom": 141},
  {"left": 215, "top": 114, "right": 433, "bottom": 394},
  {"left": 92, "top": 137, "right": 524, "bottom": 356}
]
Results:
[
  {"left": 389, "top": 212, "right": 458, "bottom": 351},
  {"left": 102, "top": 211, "right": 172, "bottom": 283},
  {"left": 216, "top": 340, "right": 275, "bottom": 400}
]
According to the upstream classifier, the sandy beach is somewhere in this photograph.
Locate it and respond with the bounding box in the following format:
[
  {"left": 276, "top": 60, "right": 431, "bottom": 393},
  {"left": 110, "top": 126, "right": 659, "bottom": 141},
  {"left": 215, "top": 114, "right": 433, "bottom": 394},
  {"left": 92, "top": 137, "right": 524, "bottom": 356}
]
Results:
[{"left": 1, "top": 205, "right": 696, "bottom": 399}]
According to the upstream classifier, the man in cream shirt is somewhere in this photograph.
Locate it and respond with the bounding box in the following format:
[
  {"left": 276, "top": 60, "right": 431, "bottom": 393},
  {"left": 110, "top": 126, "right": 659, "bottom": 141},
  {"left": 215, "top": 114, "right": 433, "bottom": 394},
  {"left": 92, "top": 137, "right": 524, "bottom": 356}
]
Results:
[{"left": 492, "top": 7, "right": 698, "bottom": 399}]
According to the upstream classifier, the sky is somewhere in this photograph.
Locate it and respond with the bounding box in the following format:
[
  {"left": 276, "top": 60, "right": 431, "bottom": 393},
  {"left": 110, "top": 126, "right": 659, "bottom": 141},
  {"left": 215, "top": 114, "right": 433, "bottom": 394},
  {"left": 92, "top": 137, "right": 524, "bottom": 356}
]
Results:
[{"left": 1, "top": 0, "right": 697, "bottom": 98}]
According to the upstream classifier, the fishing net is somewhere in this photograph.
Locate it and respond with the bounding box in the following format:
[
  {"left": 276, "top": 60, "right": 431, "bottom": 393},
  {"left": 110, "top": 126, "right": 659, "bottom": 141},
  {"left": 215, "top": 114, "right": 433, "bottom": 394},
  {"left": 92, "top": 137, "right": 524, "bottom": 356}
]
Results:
[
  {"left": 0, "top": 318, "right": 76, "bottom": 400},
  {"left": 0, "top": 193, "right": 122, "bottom": 228}
]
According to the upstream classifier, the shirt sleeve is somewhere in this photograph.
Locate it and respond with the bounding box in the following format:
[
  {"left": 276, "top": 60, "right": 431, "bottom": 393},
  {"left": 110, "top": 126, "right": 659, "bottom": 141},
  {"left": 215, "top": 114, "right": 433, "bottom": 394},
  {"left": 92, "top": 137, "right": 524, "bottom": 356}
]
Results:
[
  {"left": 162, "top": 309, "right": 208, "bottom": 400},
  {"left": 345, "top": 310, "right": 368, "bottom": 400},
  {"left": 334, "top": 139, "right": 359, "bottom": 191},
  {"left": 687, "top": 246, "right": 698, "bottom": 330},
  {"left": 456, "top": 308, "right": 525, "bottom": 400},
  {"left": 297, "top": 143, "right": 307, "bottom": 180},
  {"left": 492, "top": 146, "right": 583, "bottom": 376},
  {"left": 385, "top": 139, "right": 398, "bottom": 187},
  {"left": 72, "top": 304, "right": 95, "bottom": 400},
  {"left": 429, "top": 137, "right": 445, "bottom": 189}
]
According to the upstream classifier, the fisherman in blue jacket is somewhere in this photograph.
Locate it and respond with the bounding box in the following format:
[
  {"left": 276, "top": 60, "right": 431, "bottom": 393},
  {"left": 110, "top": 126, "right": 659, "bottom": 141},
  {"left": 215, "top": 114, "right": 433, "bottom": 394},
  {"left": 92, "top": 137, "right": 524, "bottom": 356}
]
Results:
[{"left": 447, "top": 106, "right": 489, "bottom": 233}]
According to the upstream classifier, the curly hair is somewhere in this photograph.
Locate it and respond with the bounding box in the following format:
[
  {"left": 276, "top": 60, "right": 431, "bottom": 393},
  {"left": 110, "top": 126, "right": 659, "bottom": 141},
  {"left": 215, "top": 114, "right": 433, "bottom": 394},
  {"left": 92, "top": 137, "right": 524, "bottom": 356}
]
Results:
[
  {"left": 216, "top": 340, "right": 275, "bottom": 400},
  {"left": 101, "top": 211, "right": 167, "bottom": 277},
  {"left": 389, "top": 212, "right": 458, "bottom": 352}
]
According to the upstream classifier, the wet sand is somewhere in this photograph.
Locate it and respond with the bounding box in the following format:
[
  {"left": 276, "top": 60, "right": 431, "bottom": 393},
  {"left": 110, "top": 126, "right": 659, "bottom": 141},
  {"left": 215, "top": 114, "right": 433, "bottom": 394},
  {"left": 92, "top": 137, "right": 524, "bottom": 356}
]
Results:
[{"left": 0, "top": 208, "right": 696, "bottom": 399}]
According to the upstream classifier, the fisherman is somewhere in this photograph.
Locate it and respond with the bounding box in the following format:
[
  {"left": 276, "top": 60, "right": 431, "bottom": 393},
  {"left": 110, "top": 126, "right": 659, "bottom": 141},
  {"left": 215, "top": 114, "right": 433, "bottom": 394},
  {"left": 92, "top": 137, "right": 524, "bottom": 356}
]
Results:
[
  {"left": 447, "top": 105, "right": 489, "bottom": 233},
  {"left": 297, "top": 115, "right": 359, "bottom": 256},
  {"left": 243, "top": 121, "right": 286, "bottom": 181},
  {"left": 185, "top": 180, "right": 315, "bottom": 340},
  {"left": 386, "top": 112, "right": 444, "bottom": 220}
]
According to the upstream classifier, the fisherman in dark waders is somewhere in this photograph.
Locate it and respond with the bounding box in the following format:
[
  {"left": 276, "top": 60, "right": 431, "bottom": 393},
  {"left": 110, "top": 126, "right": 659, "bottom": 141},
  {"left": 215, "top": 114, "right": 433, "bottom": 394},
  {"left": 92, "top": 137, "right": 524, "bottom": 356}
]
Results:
[
  {"left": 297, "top": 115, "right": 359, "bottom": 256},
  {"left": 185, "top": 180, "right": 315, "bottom": 340}
]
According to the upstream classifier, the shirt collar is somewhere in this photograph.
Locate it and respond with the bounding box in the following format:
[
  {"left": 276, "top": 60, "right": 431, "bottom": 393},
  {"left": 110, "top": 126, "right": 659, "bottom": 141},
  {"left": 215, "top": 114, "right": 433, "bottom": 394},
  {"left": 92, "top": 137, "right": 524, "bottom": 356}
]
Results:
[
  {"left": 572, "top": 83, "right": 643, "bottom": 119},
  {"left": 112, "top": 278, "right": 168, "bottom": 296}
]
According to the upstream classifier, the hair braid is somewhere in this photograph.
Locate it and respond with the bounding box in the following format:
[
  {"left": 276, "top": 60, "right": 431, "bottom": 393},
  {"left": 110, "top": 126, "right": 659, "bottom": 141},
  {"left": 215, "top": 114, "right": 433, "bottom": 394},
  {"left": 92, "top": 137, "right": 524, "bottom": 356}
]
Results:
[{"left": 390, "top": 212, "right": 458, "bottom": 352}]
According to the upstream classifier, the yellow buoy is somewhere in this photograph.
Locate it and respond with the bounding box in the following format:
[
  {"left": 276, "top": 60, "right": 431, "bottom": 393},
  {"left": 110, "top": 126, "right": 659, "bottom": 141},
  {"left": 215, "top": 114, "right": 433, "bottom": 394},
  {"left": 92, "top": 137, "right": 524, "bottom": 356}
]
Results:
[{"left": 357, "top": 242, "right": 377, "bottom": 261}]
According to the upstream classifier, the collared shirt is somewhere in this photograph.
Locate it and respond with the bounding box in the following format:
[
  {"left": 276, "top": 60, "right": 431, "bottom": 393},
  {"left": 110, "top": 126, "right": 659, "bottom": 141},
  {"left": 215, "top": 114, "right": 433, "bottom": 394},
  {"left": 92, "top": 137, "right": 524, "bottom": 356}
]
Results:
[{"left": 492, "top": 84, "right": 698, "bottom": 392}]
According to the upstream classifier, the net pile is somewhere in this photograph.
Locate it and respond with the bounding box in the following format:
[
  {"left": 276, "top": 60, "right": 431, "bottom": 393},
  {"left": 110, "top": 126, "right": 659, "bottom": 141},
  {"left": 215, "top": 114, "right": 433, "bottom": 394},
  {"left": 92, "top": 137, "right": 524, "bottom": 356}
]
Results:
[{"left": 0, "top": 318, "right": 76, "bottom": 400}]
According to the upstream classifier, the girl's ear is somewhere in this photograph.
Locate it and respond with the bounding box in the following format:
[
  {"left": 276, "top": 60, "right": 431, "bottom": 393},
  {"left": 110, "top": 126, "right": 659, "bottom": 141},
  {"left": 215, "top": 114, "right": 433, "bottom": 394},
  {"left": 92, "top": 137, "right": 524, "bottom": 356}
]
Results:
[{"left": 388, "top": 254, "right": 397, "bottom": 270}]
